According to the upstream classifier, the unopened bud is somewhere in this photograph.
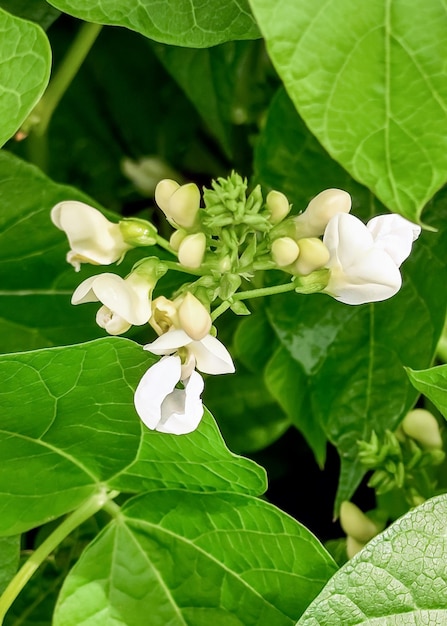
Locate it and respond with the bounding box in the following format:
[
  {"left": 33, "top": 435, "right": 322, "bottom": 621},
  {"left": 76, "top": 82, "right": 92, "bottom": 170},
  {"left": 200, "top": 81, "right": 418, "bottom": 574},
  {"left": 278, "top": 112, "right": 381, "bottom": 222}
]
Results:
[
  {"left": 178, "top": 233, "right": 206, "bottom": 268},
  {"left": 294, "top": 189, "right": 351, "bottom": 237},
  {"left": 266, "top": 190, "right": 291, "bottom": 224},
  {"left": 150, "top": 296, "right": 179, "bottom": 335},
  {"left": 155, "top": 179, "right": 180, "bottom": 212},
  {"left": 339, "top": 501, "right": 380, "bottom": 543},
  {"left": 178, "top": 292, "right": 212, "bottom": 340},
  {"left": 292, "top": 238, "right": 330, "bottom": 275},
  {"left": 271, "top": 237, "right": 300, "bottom": 267},
  {"left": 168, "top": 183, "right": 201, "bottom": 228},
  {"left": 346, "top": 535, "right": 365, "bottom": 559},
  {"left": 170, "top": 229, "right": 187, "bottom": 252},
  {"left": 402, "top": 409, "right": 443, "bottom": 450},
  {"left": 119, "top": 218, "right": 157, "bottom": 247}
]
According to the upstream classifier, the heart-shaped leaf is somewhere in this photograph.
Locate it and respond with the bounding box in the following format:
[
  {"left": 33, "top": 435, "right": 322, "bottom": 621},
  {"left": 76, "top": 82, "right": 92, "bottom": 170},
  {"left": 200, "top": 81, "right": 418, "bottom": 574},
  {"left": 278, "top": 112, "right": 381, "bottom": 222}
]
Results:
[{"left": 250, "top": 0, "right": 447, "bottom": 222}]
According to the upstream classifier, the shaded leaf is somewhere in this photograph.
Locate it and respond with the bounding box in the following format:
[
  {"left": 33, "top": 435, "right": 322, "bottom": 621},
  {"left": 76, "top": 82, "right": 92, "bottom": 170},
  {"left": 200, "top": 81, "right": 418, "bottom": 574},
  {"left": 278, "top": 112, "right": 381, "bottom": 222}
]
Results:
[
  {"left": 250, "top": 0, "right": 447, "bottom": 223},
  {"left": 297, "top": 494, "right": 447, "bottom": 625},
  {"left": 0, "top": 535, "right": 19, "bottom": 595},
  {"left": 0, "top": 0, "right": 60, "bottom": 29},
  {"left": 54, "top": 490, "right": 337, "bottom": 626},
  {"left": 0, "top": 8, "right": 51, "bottom": 146},
  {"left": 47, "top": 0, "right": 260, "bottom": 47},
  {"left": 407, "top": 363, "right": 447, "bottom": 420}
]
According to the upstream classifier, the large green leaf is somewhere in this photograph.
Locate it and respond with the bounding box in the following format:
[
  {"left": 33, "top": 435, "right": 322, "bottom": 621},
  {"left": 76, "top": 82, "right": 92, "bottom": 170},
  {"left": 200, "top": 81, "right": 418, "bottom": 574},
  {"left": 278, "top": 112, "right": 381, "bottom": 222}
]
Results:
[
  {"left": 54, "top": 490, "right": 337, "bottom": 626},
  {"left": 47, "top": 0, "right": 259, "bottom": 47},
  {"left": 0, "top": 338, "right": 266, "bottom": 536},
  {"left": 0, "top": 536, "right": 19, "bottom": 595},
  {"left": 0, "top": 0, "right": 60, "bottom": 29},
  {"left": 407, "top": 363, "right": 447, "bottom": 420},
  {"left": 249, "top": 0, "right": 447, "bottom": 223},
  {"left": 297, "top": 494, "right": 447, "bottom": 624},
  {"left": 0, "top": 8, "right": 51, "bottom": 146}
]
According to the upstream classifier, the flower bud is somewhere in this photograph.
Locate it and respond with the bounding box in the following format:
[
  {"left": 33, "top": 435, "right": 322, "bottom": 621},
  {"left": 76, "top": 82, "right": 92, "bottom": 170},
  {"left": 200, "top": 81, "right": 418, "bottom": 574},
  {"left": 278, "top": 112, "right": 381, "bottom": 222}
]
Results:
[
  {"left": 178, "top": 233, "right": 206, "bottom": 269},
  {"left": 121, "top": 157, "right": 179, "bottom": 196},
  {"left": 271, "top": 237, "right": 300, "bottom": 267},
  {"left": 150, "top": 296, "right": 179, "bottom": 336},
  {"left": 266, "top": 190, "right": 291, "bottom": 225},
  {"left": 169, "top": 228, "right": 187, "bottom": 252},
  {"left": 294, "top": 189, "right": 351, "bottom": 237},
  {"left": 168, "top": 183, "right": 201, "bottom": 228},
  {"left": 401, "top": 409, "right": 443, "bottom": 450},
  {"left": 292, "top": 238, "right": 330, "bottom": 275},
  {"left": 339, "top": 501, "right": 380, "bottom": 543},
  {"left": 119, "top": 218, "right": 157, "bottom": 247},
  {"left": 346, "top": 535, "right": 365, "bottom": 559},
  {"left": 178, "top": 293, "right": 212, "bottom": 341},
  {"left": 155, "top": 179, "right": 180, "bottom": 213}
]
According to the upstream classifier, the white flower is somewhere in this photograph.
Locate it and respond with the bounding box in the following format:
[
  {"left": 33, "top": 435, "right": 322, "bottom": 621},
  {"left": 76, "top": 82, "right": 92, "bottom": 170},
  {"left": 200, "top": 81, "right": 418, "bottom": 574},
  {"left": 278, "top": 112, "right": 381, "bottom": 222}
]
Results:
[
  {"left": 134, "top": 355, "right": 204, "bottom": 435},
  {"left": 72, "top": 272, "right": 152, "bottom": 335},
  {"left": 144, "top": 328, "right": 235, "bottom": 379},
  {"left": 51, "top": 201, "right": 131, "bottom": 271},
  {"left": 323, "top": 213, "right": 420, "bottom": 305}
]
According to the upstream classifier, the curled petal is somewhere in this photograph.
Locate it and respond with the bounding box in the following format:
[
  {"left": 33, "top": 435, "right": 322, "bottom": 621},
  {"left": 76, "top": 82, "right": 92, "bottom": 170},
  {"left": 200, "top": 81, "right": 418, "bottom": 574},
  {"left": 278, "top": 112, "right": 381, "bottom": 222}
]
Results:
[
  {"left": 134, "top": 356, "right": 204, "bottom": 435},
  {"left": 144, "top": 329, "right": 191, "bottom": 355},
  {"left": 367, "top": 214, "right": 421, "bottom": 266},
  {"left": 72, "top": 273, "right": 151, "bottom": 326},
  {"left": 189, "top": 334, "right": 235, "bottom": 375}
]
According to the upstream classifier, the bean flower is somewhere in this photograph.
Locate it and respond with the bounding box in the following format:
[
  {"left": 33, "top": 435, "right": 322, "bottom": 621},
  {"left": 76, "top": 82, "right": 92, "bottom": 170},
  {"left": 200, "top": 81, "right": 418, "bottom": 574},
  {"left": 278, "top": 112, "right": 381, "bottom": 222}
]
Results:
[{"left": 323, "top": 213, "right": 421, "bottom": 305}]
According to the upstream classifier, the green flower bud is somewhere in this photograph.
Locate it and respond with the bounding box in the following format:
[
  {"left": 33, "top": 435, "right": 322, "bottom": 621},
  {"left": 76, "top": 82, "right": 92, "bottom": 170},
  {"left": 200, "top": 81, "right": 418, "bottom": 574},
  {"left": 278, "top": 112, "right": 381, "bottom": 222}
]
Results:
[
  {"left": 266, "top": 190, "right": 291, "bottom": 225},
  {"left": 401, "top": 409, "right": 443, "bottom": 450},
  {"left": 178, "top": 233, "right": 206, "bottom": 269},
  {"left": 271, "top": 237, "right": 300, "bottom": 267},
  {"left": 346, "top": 535, "right": 365, "bottom": 559},
  {"left": 119, "top": 218, "right": 157, "bottom": 247}
]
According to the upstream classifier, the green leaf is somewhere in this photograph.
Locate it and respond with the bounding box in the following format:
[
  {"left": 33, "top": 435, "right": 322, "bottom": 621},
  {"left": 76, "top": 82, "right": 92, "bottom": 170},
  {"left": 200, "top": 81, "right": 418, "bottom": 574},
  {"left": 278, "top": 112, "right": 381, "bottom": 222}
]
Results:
[
  {"left": 47, "top": 0, "right": 260, "bottom": 47},
  {"left": 0, "top": 338, "right": 266, "bottom": 536},
  {"left": 249, "top": 1, "right": 447, "bottom": 223},
  {"left": 0, "top": 8, "right": 51, "bottom": 146},
  {"left": 297, "top": 494, "right": 447, "bottom": 624},
  {"left": 0, "top": 535, "right": 19, "bottom": 595},
  {"left": 0, "top": 0, "right": 60, "bottom": 29},
  {"left": 407, "top": 363, "right": 447, "bottom": 420},
  {"left": 54, "top": 490, "right": 337, "bottom": 626}
]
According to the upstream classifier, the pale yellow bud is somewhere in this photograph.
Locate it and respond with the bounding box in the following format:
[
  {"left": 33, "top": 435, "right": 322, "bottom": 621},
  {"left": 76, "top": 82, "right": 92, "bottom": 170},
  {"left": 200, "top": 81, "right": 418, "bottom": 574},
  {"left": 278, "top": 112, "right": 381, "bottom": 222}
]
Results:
[
  {"left": 271, "top": 237, "right": 300, "bottom": 267},
  {"left": 401, "top": 409, "right": 443, "bottom": 450},
  {"left": 346, "top": 535, "right": 365, "bottom": 560},
  {"left": 170, "top": 229, "right": 187, "bottom": 252},
  {"left": 155, "top": 179, "right": 180, "bottom": 213},
  {"left": 178, "top": 293, "right": 212, "bottom": 341},
  {"left": 168, "top": 183, "right": 201, "bottom": 228},
  {"left": 178, "top": 233, "right": 206, "bottom": 269},
  {"left": 294, "top": 189, "right": 351, "bottom": 237},
  {"left": 339, "top": 501, "right": 380, "bottom": 544},
  {"left": 292, "top": 238, "right": 330, "bottom": 275},
  {"left": 266, "top": 190, "right": 291, "bottom": 224}
]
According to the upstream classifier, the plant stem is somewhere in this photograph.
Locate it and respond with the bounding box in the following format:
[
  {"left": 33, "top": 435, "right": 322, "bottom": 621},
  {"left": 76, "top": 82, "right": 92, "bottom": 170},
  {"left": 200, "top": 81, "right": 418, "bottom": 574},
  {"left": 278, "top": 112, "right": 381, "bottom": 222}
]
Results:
[
  {"left": 211, "top": 281, "right": 296, "bottom": 321},
  {"left": 35, "top": 22, "right": 103, "bottom": 137},
  {"left": 0, "top": 489, "right": 119, "bottom": 624},
  {"left": 162, "top": 261, "right": 205, "bottom": 276},
  {"left": 155, "top": 234, "right": 177, "bottom": 256}
]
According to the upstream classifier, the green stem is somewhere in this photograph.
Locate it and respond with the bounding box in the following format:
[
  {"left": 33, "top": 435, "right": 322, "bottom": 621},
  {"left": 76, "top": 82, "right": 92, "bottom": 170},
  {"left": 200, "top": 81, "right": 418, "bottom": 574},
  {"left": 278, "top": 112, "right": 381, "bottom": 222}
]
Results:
[
  {"left": 162, "top": 261, "right": 205, "bottom": 277},
  {"left": 155, "top": 234, "right": 177, "bottom": 257},
  {"left": 211, "top": 281, "right": 296, "bottom": 321},
  {"left": 34, "top": 22, "right": 103, "bottom": 138},
  {"left": 0, "top": 489, "right": 118, "bottom": 624}
]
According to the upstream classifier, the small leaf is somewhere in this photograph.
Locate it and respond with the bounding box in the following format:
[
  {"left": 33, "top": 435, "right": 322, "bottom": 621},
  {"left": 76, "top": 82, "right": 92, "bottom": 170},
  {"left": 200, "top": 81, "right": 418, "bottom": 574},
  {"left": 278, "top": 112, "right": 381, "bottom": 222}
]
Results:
[
  {"left": 407, "top": 363, "right": 447, "bottom": 420},
  {"left": 250, "top": 0, "right": 447, "bottom": 222},
  {"left": 297, "top": 494, "right": 447, "bottom": 624},
  {"left": 54, "top": 491, "right": 337, "bottom": 626},
  {"left": 0, "top": 8, "right": 51, "bottom": 146},
  {"left": 47, "top": 0, "right": 260, "bottom": 47},
  {"left": 0, "top": 338, "right": 266, "bottom": 536}
]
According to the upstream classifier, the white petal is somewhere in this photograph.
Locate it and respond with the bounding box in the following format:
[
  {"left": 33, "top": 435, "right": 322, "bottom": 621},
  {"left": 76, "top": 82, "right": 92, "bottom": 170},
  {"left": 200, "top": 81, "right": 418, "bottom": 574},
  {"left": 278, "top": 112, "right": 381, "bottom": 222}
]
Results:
[
  {"left": 71, "top": 275, "right": 103, "bottom": 304},
  {"left": 144, "top": 329, "right": 192, "bottom": 355},
  {"left": 96, "top": 306, "right": 131, "bottom": 335},
  {"left": 134, "top": 356, "right": 181, "bottom": 430},
  {"left": 367, "top": 214, "right": 421, "bottom": 267},
  {"left": 156, "top": 371, "right": 204, "bottom": 435},
  {"left": 324, "top": 213, "right": 375, "bottom": 270},
  {"left": 190, "top": 334, "right": 235, "bottom": 375}
]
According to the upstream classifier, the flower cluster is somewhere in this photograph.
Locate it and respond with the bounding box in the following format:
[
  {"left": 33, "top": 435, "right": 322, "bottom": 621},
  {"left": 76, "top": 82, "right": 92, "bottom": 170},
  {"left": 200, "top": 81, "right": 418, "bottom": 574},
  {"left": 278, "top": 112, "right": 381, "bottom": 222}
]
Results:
[{"left": 52, "top": 174, "right": 421, "bottom": 435}]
